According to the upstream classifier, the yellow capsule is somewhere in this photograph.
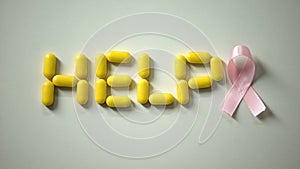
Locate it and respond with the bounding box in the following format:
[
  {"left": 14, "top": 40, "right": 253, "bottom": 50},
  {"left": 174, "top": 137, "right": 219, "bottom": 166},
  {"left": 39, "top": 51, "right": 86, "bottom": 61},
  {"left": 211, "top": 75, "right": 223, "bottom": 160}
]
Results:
[
  {"left": 106, "top": 96, "right": 131, "bottom": 108},
  {"left": 177, "top": 80, "right": 189, "bottom": 104},
  {"left": 95, "top": 79, "right": 107, "bottom": 104},
  {"left": 43, "top": 53, "right": 56, "bottom": 80},
  {"left": 210, "top": 56, "right": 223, "bottom": 81},
  {"left": 75, "top": 54, "right": 87, "bottom": 79},
  {"left": 107, "top": 75, "right": 132, "bottom": 87},
  {"left": 138, "top": 53, "right": 150, "bottom": 78},
  {"left": 52, "top": 75, "right": 78, "bottom": 87},
  {"left": 137, "top": 79, "right": 149, "bottom": 104},
  {"left": 106, "top": 51, "right": 132, "bottom": 63},
  {"left": 42, "top": 81, "right": 54, "bottom": 106},
  {"left": 149, "top": 93, "right": 174, "bottom": 105},
  {"left": 95, "top": 54, "right": 107, "bottom": 78},
  {"left": 76, "top": 80, "right": 88, "bottom": 105},
  {"left": 186, "top": 52, "right": 211, "bottom": 64},
  {"left": 188, "top": 76, "right": 212, "bottom": 89},
  {"left": 174, "top": 55, "right": 186, "bottom": 79}
]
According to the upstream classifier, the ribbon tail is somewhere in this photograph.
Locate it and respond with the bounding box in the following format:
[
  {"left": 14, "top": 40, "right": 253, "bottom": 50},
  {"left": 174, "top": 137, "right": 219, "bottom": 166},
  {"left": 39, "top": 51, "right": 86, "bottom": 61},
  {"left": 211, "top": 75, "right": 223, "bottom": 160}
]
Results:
[
  {"left": 222, "top": 87, "right": 245, "bottom": 116},
  {"left": 243, "top": 87, "right": 266, "bottom": 116}
]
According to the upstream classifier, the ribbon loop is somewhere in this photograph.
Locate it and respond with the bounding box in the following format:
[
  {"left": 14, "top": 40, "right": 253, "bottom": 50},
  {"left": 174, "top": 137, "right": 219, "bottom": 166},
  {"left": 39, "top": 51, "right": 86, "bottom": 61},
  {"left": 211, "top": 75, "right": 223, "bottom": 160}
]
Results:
[{"left": 223, "top": 45, "right": 266, "bottom": 116}]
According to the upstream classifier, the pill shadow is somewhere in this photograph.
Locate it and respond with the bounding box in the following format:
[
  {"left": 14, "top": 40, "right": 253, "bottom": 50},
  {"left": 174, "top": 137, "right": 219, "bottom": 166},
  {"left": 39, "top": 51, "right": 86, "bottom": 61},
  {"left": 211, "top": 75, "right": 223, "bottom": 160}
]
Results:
[
  {"left": 221, "top": 59, "right": 228, "bottom": 80},
  {"left": 148, "top": 68, "right": 154, "bottom": 81},
  {"left": 139, "top": 102, "right": 151, "bottom": 108},
  {"left": 56, "top": 58, "right": 61, "bottom": 74},
  {"left": 110, "top": 107, "right": 128, "bottom": 112},
  {"left": 98, "top": 102, "right": 109, "bottom": 108},
  {"left": 86, "top": 57, "right": 92, "bottom": 81},
  {"left": 129, "top": 80, "right": 136, "bottom": 91},
  {"left": 147, "top": 58, "right": 155, "bottom": 81},
  {"left": 196, "top": 87, "right": 213, "bottom": 96}
]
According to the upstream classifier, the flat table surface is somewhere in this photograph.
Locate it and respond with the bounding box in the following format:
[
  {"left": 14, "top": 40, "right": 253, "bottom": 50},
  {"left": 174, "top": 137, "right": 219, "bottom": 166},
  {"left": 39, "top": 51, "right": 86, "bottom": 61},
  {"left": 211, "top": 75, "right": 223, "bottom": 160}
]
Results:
[{"left": 1, "top": 0, "right": 300, "bottom": 169}]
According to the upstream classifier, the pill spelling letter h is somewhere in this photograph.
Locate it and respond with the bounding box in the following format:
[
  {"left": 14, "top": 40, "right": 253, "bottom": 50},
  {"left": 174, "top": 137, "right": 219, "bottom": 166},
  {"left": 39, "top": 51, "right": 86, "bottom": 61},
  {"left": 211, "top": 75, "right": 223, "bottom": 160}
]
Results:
[{"left": 42, "top": 53, "right": 80, "bottom": 106}]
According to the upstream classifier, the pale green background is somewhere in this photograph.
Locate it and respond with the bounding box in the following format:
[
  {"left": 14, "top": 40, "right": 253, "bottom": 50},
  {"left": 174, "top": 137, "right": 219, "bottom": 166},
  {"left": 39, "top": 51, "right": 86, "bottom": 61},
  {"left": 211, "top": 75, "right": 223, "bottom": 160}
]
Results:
[{"left": 1, "top": 0, "right": 300, "bottom": 169}]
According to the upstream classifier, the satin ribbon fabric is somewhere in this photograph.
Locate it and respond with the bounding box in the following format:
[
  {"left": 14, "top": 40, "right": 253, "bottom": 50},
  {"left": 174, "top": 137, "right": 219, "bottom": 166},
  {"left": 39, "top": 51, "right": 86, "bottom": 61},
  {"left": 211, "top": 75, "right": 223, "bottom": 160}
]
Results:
[{"left": 223, "top": 45, "right": 266, "bottom": 116}]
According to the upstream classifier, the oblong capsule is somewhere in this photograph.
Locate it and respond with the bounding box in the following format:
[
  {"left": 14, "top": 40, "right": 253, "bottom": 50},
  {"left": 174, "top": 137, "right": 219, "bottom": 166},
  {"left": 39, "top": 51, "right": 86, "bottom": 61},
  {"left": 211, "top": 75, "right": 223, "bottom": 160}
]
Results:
[
  {"left": 52, "top": 75, "right": 78, "bottom": 87},
  {"left": 186, "top": 52, "right": 211, "bottom": 64},
  {"left": 76, "top": 80, "right": 88, "bottom": 105},
  {"left": 106, "top": 51, "right": 132, "bottom": 63},
  {"left": 43, "top": 53, "right": 56, "bottom": 80},
  {"left": 149, "top": 93, "right": 174, "bottom": 105},
  {"left": 106, "top": 96, "right": 131, "bottom": 108},
  {"left": 174, "top": 55, "right": 186, "bottom": 79},
  {"left": 95, "top": 79, "right": 107, "bottom": 104},
  {"left": 188, "top": 76, "right": 212, "bottom": 89},
  {"left": 210, "top": 56, "right": 223, "bottom": 81},
  {"left": 95, "top": 54, "right": 107, "bottom": 79},
  {"left": 137, "top": 79, "right": 149, "bottom": 104},
  {"left": 177, "top": 80, "right": 189, "bottom": 104},
  {"left": 75, "top": 54, "right": 87, "bottom": 79},
  {"left": 107, "top": 75, "right": 132, "bottom": 87},
  {"left": 42, "top": 81, "right": 54, "bottom": 106},
  {"left": 138, "top": 53, "right": 150, "bottom": 78}
]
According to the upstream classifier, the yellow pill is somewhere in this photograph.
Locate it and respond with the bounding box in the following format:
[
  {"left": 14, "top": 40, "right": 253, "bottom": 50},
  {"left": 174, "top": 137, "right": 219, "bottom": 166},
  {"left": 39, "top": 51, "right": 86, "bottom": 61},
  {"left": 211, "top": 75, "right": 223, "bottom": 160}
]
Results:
[
  {"left": 186, "top": 52, "right": 211, "bottom": 64},
  {"left": 95, "top": 79, "right": 107, "bottom": 104},
  {"left": 138, "top": 53, "right": 150, "bottom": 78},
  {"left": 52, "top": 75, "right": 78, "bottom": 87},
  {"left": 149, "top": 93, "right": 174, "bottom": 105},
  {"left": 188, "top": 76, "right": 212, "bottom": 89},
  {"left": 76, "top": 80, "right": 88, "bottom": 105},
  {"left": 95, "top": 54, "right": 107, "bottom": 79},
  {"left": 43, "top": 53, "right": 56, "bottom": 80},
  {"left": 177, "top": 80, "right": 189, "bottom": 104},
  {"left": 106, "top": 51, "right": 132, "bottom": 63},
  {"left": 75, "top": 54, "right": 88, "bottom": 79},
  {"left": 137, "top": 79, "right": 149, "bottom": 104},
  {"left": 106, "top": 96, "right": 131, "bottom": 108},
  {"left": 107, "top": 75, "right": 132, "bottom": 87},
  {"left": 210, "top": 56, "right": 223, "bottom": 81},
  {"left": 42, "top": 81, "right": 54, "bottom": 106},
  {"left": 174, "top": 55, "right": 186, "bottom": 79}
]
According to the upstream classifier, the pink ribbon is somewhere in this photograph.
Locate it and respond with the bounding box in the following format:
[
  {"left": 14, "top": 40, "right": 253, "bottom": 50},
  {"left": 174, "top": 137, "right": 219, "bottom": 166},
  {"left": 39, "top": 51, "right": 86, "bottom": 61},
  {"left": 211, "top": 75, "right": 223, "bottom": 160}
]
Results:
[{"left": 223, "top": 45, "right": 266, "bottom": 117}]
